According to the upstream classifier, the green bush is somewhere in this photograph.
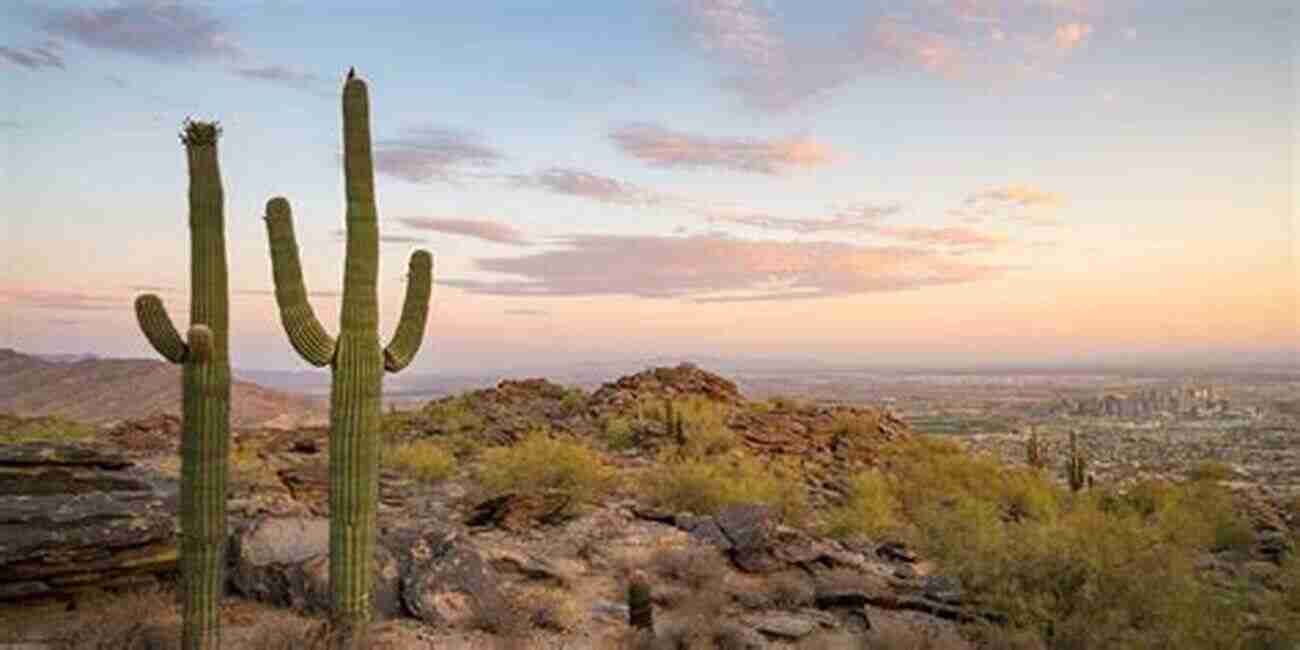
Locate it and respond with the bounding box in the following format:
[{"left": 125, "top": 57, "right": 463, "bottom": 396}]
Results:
[
  {"left": 421, "top": 394, "right": 485, "bottom": 433},
  {"left": 1, "top": 415, "right": 96, "bottom": 443},
  {"left": 600, "top": 415, "right": 637, "bottom": 451},
  {"left": 821, "top": 470, "right": 902, "bottom": 539},
  {"left": 478, "top": 433, "right": 615, "bottom": 505},
  {"left": 642, "top": 451, "right": 806, "bottom": 524},
  {"left": 833, "top": 435, "right": 1270, "bottom": 648},
  {"left": 385, "top": 439, "right": 456, "bottom": 482}
]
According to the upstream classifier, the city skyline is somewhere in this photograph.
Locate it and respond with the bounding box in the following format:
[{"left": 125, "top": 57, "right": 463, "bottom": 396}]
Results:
[{"left": 1, "top": 1, "right": 1295, "bottom": 372}]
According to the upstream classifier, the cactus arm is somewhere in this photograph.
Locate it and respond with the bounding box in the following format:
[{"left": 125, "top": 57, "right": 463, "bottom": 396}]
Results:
[
  {"left": 135, "top": 294, "right": 188, "bottom": 363},
  {"left": 265, "top": 196, "right": 337, "bottom": 366},
  {"left": 382, "top": 250, "right": 432, "bottom": 373}
]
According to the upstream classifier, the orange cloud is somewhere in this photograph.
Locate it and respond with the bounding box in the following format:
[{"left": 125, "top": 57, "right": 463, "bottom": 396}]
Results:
[{"left": 1053, "top": 22, "right": 1093, "bottom": 52}]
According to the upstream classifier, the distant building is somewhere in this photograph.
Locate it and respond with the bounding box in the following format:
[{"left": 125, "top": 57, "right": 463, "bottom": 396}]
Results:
[{"left": 1055, "top": 385, "right": 1228, "bottom": 419}]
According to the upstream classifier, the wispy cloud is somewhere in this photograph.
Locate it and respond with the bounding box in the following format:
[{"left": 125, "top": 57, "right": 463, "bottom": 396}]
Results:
[
  {"left": 231, "top": 64, "right": 328, "bottom": 94},
  {"left": 873, "top": 225, "right": 1008, "bottom": 248},
  {"left": 397, "top": 218, "right": 529, "bottom": 246},
  {"left": 0, "top": 120, "right": 26, "bottom": 130},
  {"left": 0, "top": 40, "right": 65, "bottom": 70},
  {"left": 232, "top": 289, "right": 341, "bottom": 298},
  {"left": 504, "top": 308, "right": 548, "bottom": 317},
  {"left": 965, "top": 184, "right": 1065, "bottom": 209},
  {"left": 373, "top": 127, "right": 503, "bottom": 183},
  {"left": 0, "top": 288, "right": 125, "bottom": 311},
  {"left": 508, "top": 167, "right": 662, "bottom": 205},
  {"left": 443, "top": 233, "right": 1006, "bottom": 302},
  {"left": 673, "top": 0, "right": 1111, "bottom": 111},
  {"left": 39, "top": 1, "right": 242, "bottom": 62},
  {"left": 610, "top": 123, "right": 835, "bottom": 175},
  {"left": 329, "top": 229, "right": 428, "bottom": 245},
  {"left": 705, "top": 202, "right": 901, "bottom": 234}
]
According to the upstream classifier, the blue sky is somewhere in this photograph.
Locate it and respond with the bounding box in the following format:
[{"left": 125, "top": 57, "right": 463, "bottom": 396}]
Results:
[{"left": 1, "top": 1, "right": 1295, "bottom": 372}]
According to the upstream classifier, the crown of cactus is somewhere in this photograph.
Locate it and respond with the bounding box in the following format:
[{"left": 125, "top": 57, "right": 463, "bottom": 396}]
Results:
[
  {"left": 264, "top": 72, "right": 433, "bottom": 631},
  {"left": 133, "top": 118, "right": 231, "bottom": 650}
]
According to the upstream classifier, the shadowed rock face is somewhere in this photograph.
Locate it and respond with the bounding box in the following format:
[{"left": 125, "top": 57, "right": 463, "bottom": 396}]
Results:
[{"left": 0, "top": 443, "right": 178, "bottom": 601}]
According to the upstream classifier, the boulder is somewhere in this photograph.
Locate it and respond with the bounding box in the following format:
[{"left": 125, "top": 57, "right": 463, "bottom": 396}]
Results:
[
  {"left": 228, "top": 516, "right": 402, "bottom": 618},
  {"left": 0, "top": 443, "right": 177, "bottom": 601},
  {"left": 387, "top": 524, "right": 506, "bottom": 629}
]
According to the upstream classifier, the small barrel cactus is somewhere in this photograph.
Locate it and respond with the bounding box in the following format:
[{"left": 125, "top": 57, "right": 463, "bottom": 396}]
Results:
[
  {"left": 134, "top": 119, "right": 231, "bottom": 650},
  {"left": 628, "top": 569, "right": 654, "bottom": 631}
]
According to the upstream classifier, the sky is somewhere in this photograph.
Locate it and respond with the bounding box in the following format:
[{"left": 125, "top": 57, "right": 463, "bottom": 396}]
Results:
[{"left": 0, "top": 0, "right": 1296, "bottom": 373}]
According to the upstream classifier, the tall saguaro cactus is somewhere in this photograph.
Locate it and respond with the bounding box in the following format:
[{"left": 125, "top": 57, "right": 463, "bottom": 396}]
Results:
[
  {"left": 265, "top": 72, "right": 434, "bottom": 631},
  {"left": 134, "top": 119, "right": 231, "bottom": 650}
]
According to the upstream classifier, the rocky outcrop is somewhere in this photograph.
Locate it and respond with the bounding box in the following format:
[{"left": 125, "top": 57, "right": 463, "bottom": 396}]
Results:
[
  {"left": 228, "top": 516, "right": 506, "bottom": 630},
  {"left": 590, "top": 362, "right": 743, "bottom": 409},
  {"left": 0, "top": 443, "right": 177, "bottom": 601}
]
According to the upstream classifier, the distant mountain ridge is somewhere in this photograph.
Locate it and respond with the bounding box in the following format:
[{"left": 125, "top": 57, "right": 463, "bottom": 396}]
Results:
[{"left": 0, "top": 348, "right": 324, "bottom": 429}]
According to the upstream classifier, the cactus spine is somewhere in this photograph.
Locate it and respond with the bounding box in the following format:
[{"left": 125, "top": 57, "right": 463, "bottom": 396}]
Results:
[
  {"left": 133, "top": 119, "right": 230, "bottom": 650},
  {"left": 265, "top": 72, "right": 433, "bottom": 632}
]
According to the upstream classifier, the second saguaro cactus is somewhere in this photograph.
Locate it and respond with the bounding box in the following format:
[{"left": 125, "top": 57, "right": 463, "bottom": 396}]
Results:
[
  {"left": 265, "top": 71, "right": 433, "bottom": 631},
  {"left": 134, "top": 119, "right": 230, "bottom": 650}
]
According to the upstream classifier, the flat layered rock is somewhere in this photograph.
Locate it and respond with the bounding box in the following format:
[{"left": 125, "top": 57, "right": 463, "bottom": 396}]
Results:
[{"left": 0, "top": 443, "right": 177, "bottom": 601}]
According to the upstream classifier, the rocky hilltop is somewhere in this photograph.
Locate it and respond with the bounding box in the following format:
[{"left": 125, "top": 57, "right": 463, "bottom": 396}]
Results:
[{"left": 1, "top": 363, "right": 1295, "bottom": 649}]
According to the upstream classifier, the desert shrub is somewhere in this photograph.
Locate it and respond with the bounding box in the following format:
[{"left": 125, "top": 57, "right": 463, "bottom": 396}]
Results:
[
  {"left": 229, "top": 437, "right": 280, "bottom": 489},
  {"left": 559, "top": 387, "right": 588, "bottom": 416},
  {"left": 384, "top": 439, "right": 456, "bottom": 482},
  {"left": 650, "top": 545, "right": 726, "bottom": 590},
  {"left": 510, "top": 585, "right": 584, "bottom": 632},
  {"left": 838, "top": 435, "right": 1266, "bottom": 649},
  {"left": 1187, "top": 459, "right": 1236, "bottom": 483},
  {"left": 56, "top": 585, "right": 180, "bottom": 649},
  {"left": 766, "top": 395, "right": 806, "bottom": 413},
  {"left": 421, "top": 394, "right": 485, "bottom": 433},
  {"left": 478, "top": 433, "right": 615, "bottom": 504},
  {"left": 2, "top": 415, "right": 96, "bottom": 443},
  {"left": 601, "top": 415, "right": 637, "bottom": 451},
  {"left": 643, "top": 451, "right": 806, "bottom": 524},
  {"left": 826, "top": 411, "right": 881, "bottom": 438},
  {"left": 642, "top": 395, "right": 736, "bottom": 457},
  {"left": 763, "top": 571, "right": 815, "bottom": 609},
  {"left": 821, "top": 469, "right": 903, "bottom": 540}
]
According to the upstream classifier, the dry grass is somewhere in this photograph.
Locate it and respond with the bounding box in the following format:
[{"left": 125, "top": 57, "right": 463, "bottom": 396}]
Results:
[
  {"left": 762, "top": 571, "right": 815, "bottom": 610},
  {"left": 649, "top": 545, "right": 726, "bottom": 591},
  {"left": 508, "top": 585, "right": 584, "bottom": 632}
]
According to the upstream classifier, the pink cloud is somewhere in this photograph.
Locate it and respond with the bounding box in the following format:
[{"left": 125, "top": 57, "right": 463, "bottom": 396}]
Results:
[
  {"left": 397, "top": 218, "right": 529, "bottom": 246},
  {"left": 874, "top": 225, "right": 1008, "bottom": 248},
  {"left": 672, "top": 1, "right": 1112, "bottom": 111},
  {"left": 610, "top": 123, "right": 836, "bottom": 175},
  {"left": 705, "top": 202, "right": 902, "bottom": 233},
  {"left": 373, "top": 127, "right": 502, "bottom": 183},
  {"left": 508, "top": 167, "right": 661, "bottom": 205},
  {"left": 442, "top": 233, "right": 1006, "bottom": 302},
  {"left": 0, "top": 288, "right": 123, "bottom": 311}
]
